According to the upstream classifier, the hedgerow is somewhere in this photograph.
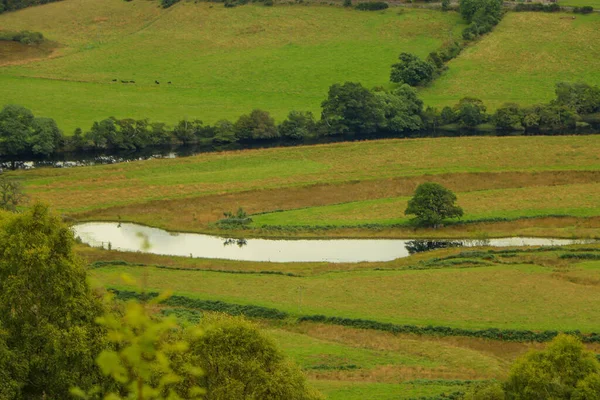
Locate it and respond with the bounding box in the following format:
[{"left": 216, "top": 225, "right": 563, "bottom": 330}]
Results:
[
  {"left": 110, "top": 289, "right": 289, "bottom": 319},
  {"left": 297, "top": 315, "right": 600, "bottom": 343}
]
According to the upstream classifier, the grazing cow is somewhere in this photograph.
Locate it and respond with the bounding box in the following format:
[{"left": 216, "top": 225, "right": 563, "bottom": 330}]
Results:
[
  {"left": 112, "top": 79, "right": 117, "bottom": 82},
  {"left": 155, "top": 80, "right": 160, "bottom": 84}
]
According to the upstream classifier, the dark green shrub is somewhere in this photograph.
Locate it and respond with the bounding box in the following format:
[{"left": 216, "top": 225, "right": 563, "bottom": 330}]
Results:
[
  {"left": 573, "top": 6, "right": 593, "bottom": 13},
  {"left": 161, "top": 0, "right": 181, "bottom": 7},
  {"left": 390, "top": 53, "right": 436, "bottom": 86},
  {"left": 355, "top": 1, "right": 388, "bottom": 10},
  {"left": 111, "top": 289, "right": 289, "bottom": 319},
  {"left": 343, "top": 0, "right": 352, "bottom": 6}
]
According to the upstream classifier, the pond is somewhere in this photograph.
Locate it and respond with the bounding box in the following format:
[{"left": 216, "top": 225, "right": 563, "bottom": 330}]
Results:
[{"left": 72, "top": 222, "right": 591, "bottom": 263}]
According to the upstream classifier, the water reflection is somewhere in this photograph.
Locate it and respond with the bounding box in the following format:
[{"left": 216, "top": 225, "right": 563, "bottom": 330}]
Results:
[
  {"left": 223, "top": 238, "right": 248, "bottom": 248},
  {"left": 72, "top": 222, "right": 592, "bottom": 263},
  {"left": 405, "top": 240, "right": 465, "bottom": 255}
]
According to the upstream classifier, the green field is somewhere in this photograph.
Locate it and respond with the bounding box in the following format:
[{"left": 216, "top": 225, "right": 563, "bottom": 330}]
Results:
[
  {"left": 0, "top": 0, "right": 463, "bottom": 132},
  {"left": 252, "top": 183, "right": 600, "bottom": 226},
  {"left": 92, "top": 256, "right": 600, "bottom": 331},
  {"left": 85, "top": 243, "right": 600, "bottom": 397},
  {"left": 8, "top": 135, "right": 600, "bottom": 237},
  {"left": 421, "top": 12, "right": 600, "bottom": 110},
  {"left": 559, "top": 0, "right": 600, "bottom": 7}
]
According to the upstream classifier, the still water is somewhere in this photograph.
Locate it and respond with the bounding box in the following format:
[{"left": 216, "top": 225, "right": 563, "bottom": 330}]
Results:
[{"left": 72, "top": 222, "right": 589, "bottom": 263}]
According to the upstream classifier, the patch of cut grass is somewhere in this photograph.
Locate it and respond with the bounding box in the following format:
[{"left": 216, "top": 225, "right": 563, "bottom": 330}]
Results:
[{"left": 421, "top": 12, "right": 600, "bottom": 110}]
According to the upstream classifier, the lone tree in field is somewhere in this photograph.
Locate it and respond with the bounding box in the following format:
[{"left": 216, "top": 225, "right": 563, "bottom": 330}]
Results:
[{"left": 405, "top": 183, "right": 463, "bottom": 227}]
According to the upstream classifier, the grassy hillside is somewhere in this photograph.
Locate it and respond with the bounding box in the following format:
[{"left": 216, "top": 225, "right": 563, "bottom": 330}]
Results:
[
  {"left": 0, "top": 0, "right": 463, "bottom": 132},
  {"left": 421, "top": 12, "right": 600, "bottom": 110}
]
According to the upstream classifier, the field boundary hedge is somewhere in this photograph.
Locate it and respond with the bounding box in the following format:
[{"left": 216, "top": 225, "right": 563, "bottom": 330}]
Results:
[
  {"left": 110, "top": 289, "right": 289, "bottom": 319},
  {"left": 110, "top": 289, "right": 600, "bottom": 342},
  {"left": 297, "top": 315, "right": 600, "bottom": 343}
]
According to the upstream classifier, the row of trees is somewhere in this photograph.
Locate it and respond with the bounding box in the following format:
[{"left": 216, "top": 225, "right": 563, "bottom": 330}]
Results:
[
  {"left": 0, "top": 204, "right": 322, "bottom": 399},
  {"left": 1, "top": 82, "right": 599, "bottom": 158},
  {"left": 389, "top": 0, "right": 504, "bottom": 88},
  {"left": 424, "top": 82, "right": 600, "bottom": 131}
]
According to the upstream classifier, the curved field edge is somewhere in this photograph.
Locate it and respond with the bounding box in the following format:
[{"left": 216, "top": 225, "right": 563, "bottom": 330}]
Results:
[
  {"left": 250, "top": 182, "right": 600, "bottom": 227},
  {"left": 12, "top": 134, "right": 600, "bottom": 203},
  {"left": 91, "top": 248, "right": 600, "bottom": 331}
]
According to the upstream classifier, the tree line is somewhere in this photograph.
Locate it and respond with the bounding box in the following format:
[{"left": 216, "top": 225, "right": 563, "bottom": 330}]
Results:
[{"left": 1, "top": 81, "right": 599, "bottom": 160}]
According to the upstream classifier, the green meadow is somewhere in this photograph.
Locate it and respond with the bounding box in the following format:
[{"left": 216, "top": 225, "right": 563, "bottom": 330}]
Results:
[
  {"left": 252, "top": 183, "right": 600, "bottom": 227},
  {"left": 0, "top": 0, "right": 463, "bottom": 132},
  {"left": 92, "top": 258, "right": 600, "bottom": 331},
  {"left": 421, "top": 12, "right": 600, "bottom": 110}
]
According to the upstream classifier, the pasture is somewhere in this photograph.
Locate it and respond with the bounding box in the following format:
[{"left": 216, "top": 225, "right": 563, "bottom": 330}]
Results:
[
  {"left": 92, "top": 253, "right": 600, "bottom": 331},
  {"left": 0, "top": 0, "right": 463, "bottom": 132},
  {"left": 87, "top": 244, "right": 600, "bottom": 397},
  {"left": 421, "top": 12, "right": 600, "bottom": 110},
  {"left": 10, "top": 135, "right": 600, "bottom": 237}
]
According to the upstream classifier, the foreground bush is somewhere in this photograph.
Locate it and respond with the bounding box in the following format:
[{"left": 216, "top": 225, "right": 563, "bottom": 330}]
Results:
[
  {"left": 504, "top": 334, "right": 600, "bottom": 399},
  {"left": 192, "top": 315, "right": 323, "bottom": 400},
  {"left": 0, "top": 204, "right": 107, "bottom": 398}
]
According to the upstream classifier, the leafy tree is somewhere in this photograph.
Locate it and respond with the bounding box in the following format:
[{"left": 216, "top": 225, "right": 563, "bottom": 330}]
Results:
[
  {"left": 0, "top": 204, "right": 108, "bottom": 398},
  {"left": 494, "top": 103, "right": 524, "bottom": 131},
  {"left": 405, "top": 182, "right": 463, "bottom": 227},
  {"left": 0, "top": 176, "right": 26, "bottom": 211},
  {"left": 321, "top": 82, "right": 384, "bottom": 136},
  {"left": 464, "top": 381, "right": 505, "bottom": 400},
  {"left": 390, "top": 53, "right": 436, "bottom": 86},
  {"left": 454, "top": 97, "right": 487, "bottom": 128},
  {"left": 573, "top": 374, "right": 600, "bottom": 400},
  {"left": 440, "top": 106, "right": 458, "bottom": 125},
  {"left": 72, "top": 295, "right": 205, "bottom": 400},
  {"left": 30, "top": 117, "right": 63, "bottom": 155},
  {"left": 0, "top": 325, "right": 25, "bottom": 399},
  {"left": 504, "top": 334, "right": 600, "bottom": 400},
  {"left": 234, "top": 109, "right": 279, "bottom": 141},
  {"left": 278, "top": 111, "right": 316, "bottom": 139},
  {"left": 69, "top": 127, "right": 87, "bottom": 150},
  {"left": 213, "top": 120, "right": 238, "bottom": 143},
  {"left": 554, "top": 82, "right": 600, "bottom": 114},
  {"left": 459, "top": 0, "right": 502, "bottom": 23},
  {"left": 374, "top": 85, "right": 424, "bottom": 133},
  {"left": 173, "top": 119, "right": 203, "bottom": 145},
  {"left": 190, "top": 315, "right": 323, "bottom": 400},
  {"left": 0, "top": 104, "right": 34, "bottom": 156}
]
